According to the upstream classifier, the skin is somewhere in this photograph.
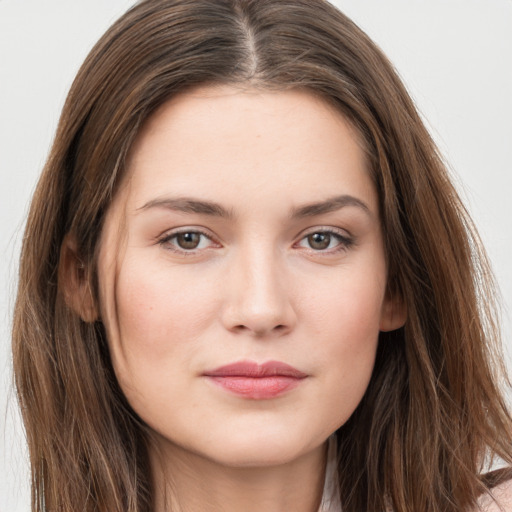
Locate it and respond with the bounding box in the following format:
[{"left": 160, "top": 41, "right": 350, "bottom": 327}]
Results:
[{"left": 88, "top": 86, "right": 406, "bottom": 512}]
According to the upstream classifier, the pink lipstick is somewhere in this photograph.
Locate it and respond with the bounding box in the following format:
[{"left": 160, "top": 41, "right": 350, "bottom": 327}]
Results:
[{"left": 203, "top": 360, "right": 307, "bottom": 399}]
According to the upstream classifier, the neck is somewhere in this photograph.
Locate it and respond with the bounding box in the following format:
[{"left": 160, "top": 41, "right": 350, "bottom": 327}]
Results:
[{"left": 149, "top": 438, "right": 328, "bottom": 512}]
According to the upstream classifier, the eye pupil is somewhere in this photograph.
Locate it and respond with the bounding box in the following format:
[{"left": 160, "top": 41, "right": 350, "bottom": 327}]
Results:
[
  {"left": 308, "top": 232, "right": 331, "bottom": 250},
  {"left": 177, "top": 232, "right": 201, "bottom": 249}
]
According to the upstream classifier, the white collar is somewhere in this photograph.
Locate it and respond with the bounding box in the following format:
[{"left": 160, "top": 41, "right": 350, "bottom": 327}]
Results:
[{"left": 318, "top": 434, "right": 342, "bottom": 512}]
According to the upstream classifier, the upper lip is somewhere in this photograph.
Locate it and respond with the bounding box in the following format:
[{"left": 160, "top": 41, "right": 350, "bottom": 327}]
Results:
[{"left": 203, "top": 360, "right": 307, "bottom": 378}]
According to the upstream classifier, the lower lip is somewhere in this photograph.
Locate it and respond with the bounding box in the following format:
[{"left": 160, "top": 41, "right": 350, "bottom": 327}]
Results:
[{"left": 206, "top": 376, "right": 303, "bottom": 399}]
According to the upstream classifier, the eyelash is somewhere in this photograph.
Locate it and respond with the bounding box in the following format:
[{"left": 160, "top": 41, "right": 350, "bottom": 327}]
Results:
[
  {"left": 157, "top": 228, "right": 218, "bottom": 255},
  {"left": 157, "top": 227, "right": 354, "bottom": 255},
  {"left": 294, "top": 228, "right": 354, "bottom": 254}
]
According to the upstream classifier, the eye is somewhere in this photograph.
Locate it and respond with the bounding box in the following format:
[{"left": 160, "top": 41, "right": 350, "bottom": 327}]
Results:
[
  {"left": 174, "top": 232, "right": 203, "bottom": 250},
  {"left": 158, "top": 229, "right": 218, "bottom": 253},
  {"left": 305, "top": 232, "right": 333, "bottom": 250},
  {"left": 296, "top": 229, "right": 353, "bottom": 252}
]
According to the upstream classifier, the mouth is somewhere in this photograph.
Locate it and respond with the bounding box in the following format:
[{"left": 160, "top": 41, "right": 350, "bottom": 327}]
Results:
[{"left": 202, "top": 360, "right": 308, "bottom": 400}]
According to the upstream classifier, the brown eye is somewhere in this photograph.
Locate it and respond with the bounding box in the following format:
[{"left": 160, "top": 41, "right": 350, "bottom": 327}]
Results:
[
  {"left": 307, "top": 232, "right": 331, "bottom": 250},
  {"left": 159, "top": 229, "right": 218, "bottom": 253},
  {"left": 176, "top": 232, "right": 201, "bottom": 249}
]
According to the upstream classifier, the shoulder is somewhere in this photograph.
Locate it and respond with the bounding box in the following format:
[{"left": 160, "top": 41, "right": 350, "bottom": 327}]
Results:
[{"left": 477, "top": 478, "right": 512, "bottom": 512}]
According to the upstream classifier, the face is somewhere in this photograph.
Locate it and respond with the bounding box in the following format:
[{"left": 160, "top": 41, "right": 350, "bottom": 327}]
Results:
[{"left": 96, "top": 86, "right": 404, "bottom": 469}]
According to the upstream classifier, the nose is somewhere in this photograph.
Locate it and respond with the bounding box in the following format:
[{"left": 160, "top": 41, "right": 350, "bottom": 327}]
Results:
[{"left": 220, "top": 244, "right": 297, "bottom": 338}]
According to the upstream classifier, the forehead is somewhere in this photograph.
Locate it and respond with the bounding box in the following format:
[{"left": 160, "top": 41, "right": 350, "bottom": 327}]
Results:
[{"left": 119, "top": 85, "right": 377, "bottom": 216}]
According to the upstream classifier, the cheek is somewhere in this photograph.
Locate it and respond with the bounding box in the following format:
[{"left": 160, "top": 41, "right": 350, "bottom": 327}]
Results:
[
  {"left": 102, "top": 255, "right": 223, "bottom": 424},
  {"left": 296, "top": 263, "right": 385, "bottom": 423},
  {"left": 300, "top": 259, "right": 386, "bottom": 344},
  {"left": 115, "top": 256, "right": 217, "bottom": 348},
  {"left": 101, "top": 252, "right": 222, "bottom": 403}
]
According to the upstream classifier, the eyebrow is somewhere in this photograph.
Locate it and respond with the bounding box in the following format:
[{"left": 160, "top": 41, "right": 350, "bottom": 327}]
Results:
[
  {"left": 137, "top": 197, "right": 234, "bottom": 218},
  {"left": 137, "top": 194, "right": 371, "bottom": 219},
  {"left": 290, "top": 195, "right": 372, "bottom": 219}
]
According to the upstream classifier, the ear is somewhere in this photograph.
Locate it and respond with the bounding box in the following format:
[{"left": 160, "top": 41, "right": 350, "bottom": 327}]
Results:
[
  {"left": 59, "top": 235, "right": 98, "bottom": 322},
  {"left": 379, "top": 291, "right": 407, "bottom": 332}
]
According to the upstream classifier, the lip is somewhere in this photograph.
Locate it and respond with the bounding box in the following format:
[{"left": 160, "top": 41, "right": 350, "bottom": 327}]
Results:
[{"left": 203, "top": 360, "right": 307, "bottom": 399}]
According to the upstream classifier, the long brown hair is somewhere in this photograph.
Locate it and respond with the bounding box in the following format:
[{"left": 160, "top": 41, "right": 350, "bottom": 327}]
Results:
[{"left": 12, "top": 1, "right": 512, "bottom": 510}]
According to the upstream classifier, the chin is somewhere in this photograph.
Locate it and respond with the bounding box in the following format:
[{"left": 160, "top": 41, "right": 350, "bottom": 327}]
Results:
[{"left": 197, "top": 425, "right": 327, "bottom": 469}]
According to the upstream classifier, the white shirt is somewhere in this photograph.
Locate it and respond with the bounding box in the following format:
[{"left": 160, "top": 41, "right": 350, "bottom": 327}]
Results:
[{"left": 318, "top": 435, "right": 341, "bottom": 512}]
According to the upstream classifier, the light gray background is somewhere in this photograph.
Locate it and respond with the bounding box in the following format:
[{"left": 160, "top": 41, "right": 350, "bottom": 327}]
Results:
[{"left": 1, "top": 1, "right": 511, "bottom": 510}]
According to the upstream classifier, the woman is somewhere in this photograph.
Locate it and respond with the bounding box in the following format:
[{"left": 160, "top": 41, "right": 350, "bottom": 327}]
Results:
[{"left": 12, "top": 0, "right": 512, "bottom": 511}]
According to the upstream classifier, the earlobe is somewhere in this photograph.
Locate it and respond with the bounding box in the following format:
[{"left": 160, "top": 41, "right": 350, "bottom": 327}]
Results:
[
  {"left": 379, "top": 293, "right": 407, "bottom": 332},
  {"left": 59, "top": 235, "right": 98, "bottom": 322}
]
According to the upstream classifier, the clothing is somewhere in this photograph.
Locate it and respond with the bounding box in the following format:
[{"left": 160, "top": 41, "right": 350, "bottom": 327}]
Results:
[{"left": 318, "top": 435, "right": 342, "bottom": 512}]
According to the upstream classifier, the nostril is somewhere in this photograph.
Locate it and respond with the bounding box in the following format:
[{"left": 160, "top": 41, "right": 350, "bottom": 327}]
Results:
[{"left": 231, "top": 323, "right": 288, "bottom": 336}]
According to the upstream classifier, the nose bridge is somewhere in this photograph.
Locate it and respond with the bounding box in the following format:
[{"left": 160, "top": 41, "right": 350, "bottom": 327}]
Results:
[{"left": 223, "top": 238, "right": 294, "bottom": 336}]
